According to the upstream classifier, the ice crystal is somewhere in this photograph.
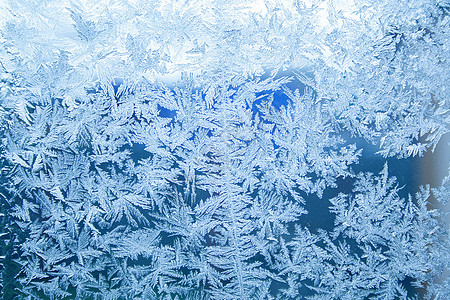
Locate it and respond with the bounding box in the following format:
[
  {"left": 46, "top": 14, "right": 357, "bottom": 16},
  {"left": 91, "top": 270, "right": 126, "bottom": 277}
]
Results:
[{"left": 0, "top": 0, "right": 448, "bottom": 299}]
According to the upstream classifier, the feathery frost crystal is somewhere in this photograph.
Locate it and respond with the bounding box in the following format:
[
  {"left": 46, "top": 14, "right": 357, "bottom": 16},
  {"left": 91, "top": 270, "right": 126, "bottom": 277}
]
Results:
[{"left": 0, "top": 0, "right": 449, "bottom": 299}]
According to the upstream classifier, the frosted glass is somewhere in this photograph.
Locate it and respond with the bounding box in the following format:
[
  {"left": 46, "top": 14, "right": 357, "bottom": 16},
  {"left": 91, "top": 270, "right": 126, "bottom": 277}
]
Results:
[{"left": 0, "top": 1, "right": 448, "bottom": 299}]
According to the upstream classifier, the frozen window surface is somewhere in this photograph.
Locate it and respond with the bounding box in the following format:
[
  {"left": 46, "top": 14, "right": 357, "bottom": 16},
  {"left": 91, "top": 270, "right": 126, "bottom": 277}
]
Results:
[{"left": 0, "top": 0, "right": 448, "bottom": 299}]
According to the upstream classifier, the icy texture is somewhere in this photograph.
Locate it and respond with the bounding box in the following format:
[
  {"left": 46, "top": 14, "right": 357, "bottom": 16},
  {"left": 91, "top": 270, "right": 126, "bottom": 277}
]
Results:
[{"left": 0, "top": 0, "right": 449, "bottom": 299}]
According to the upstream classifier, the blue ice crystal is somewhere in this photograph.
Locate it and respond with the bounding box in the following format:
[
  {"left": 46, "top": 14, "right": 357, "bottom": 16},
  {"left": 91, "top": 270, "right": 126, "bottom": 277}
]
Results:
[{"left": 0, "top": 1, "right": 449, "bottom": 299}]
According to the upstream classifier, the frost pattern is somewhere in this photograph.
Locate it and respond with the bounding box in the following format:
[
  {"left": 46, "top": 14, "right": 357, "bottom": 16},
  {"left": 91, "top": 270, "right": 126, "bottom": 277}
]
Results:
[{"left": 0, "top": 0, "right": 449, "bottom": 299}]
